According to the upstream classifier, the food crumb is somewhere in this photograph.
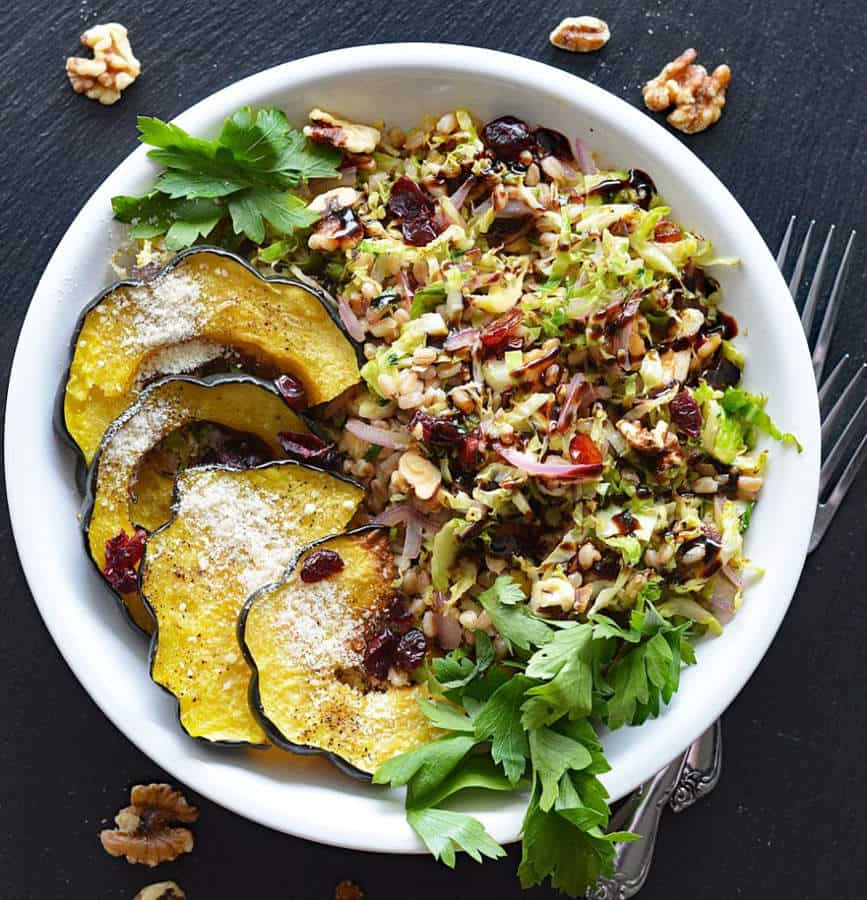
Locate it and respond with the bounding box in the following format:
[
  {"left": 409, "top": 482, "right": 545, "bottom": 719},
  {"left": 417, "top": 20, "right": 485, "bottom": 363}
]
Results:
[{"left": 334, "top": 880, "right": 364, "bottom": 900}]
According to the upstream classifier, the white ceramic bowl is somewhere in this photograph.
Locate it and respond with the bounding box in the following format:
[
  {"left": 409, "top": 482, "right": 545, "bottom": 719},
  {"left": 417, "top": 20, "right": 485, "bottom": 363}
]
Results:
[{"left": 5, "top": 43, "right": 819, "bottom": 853}]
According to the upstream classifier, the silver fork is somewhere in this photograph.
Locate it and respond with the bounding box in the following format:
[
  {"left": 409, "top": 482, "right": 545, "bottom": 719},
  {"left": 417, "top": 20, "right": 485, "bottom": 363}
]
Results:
[{"left": 591, "top": 218, "right": 865, "bottom": 899}]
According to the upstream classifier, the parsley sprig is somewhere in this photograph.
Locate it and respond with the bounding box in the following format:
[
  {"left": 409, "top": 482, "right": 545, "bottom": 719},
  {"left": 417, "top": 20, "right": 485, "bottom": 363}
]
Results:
[
  {"left": 111, "top": 108, "right": 341, "bottom": 249},
  {"left": 373, "top": 576, "right": 696, "bottom": 897}
]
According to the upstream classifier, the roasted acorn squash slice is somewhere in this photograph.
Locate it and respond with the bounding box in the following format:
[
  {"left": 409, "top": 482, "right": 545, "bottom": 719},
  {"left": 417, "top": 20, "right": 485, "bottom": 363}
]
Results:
[
  {"left": 241, "top": 527, "right": 437, "bottom": 775},
  {"left": 141, "top": 462, "right": 363, "bottom": 746},
  {"left": 62, "top": 247, "right": 360, "bottom": 463},
  {"left": 83, "top": 374, "right": 307, "bottom": 633}
]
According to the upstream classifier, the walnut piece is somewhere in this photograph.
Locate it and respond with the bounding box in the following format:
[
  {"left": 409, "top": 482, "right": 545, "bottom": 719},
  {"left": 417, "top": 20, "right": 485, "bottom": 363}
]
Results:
[
  {"left": 100, "top": 783, "right": 199, "bottom": 867},
  {"left": 549, "top": 16, "right": 611, "bottom": 52},
  {"left": 65, "top": 23, "right": 141, "bottom": 105},
  {"left": 334, "top": 881, "right": 364, "bottom": 900},
  {"left": 398, "top": 450, "right": 442, "bottom": 500},
  {"left": 617, "top": 419, "right": 684, "bottom": 469},
  {"left": 642, "top": 48, "right": 731, "bottom": 134},
  {"left": 304, "top": 109, "right": 381, "bottom": 155},
  {"left": 134, "top": 883, "right": 185, "bottom": 900}
]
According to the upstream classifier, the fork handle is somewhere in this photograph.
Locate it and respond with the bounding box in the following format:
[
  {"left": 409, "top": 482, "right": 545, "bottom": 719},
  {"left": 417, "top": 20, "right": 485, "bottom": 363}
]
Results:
[
  {"left": 586, "top": 753, "right": 686, "bottom": 899},
  {"left": 670, "top": 719, "right": 723, "bottom": 812}
]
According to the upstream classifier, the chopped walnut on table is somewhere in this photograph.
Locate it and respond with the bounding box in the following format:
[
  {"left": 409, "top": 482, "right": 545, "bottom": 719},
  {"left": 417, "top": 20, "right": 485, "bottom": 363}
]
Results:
[
  {"left": 549, "top": 16, "right": 611, "bottom": 52},
  {"left": 65, "top": 22, "right": 140, "bottom": 105},
  {"left": 100, "top": 783, "right": 199, "bottom": 867},
  {"left": 334, "top": 881, "right": 365, "bottom": 900},
  {"left": 642, "top": 48, "right": 731, "bottom": 134},
  {"left": 134, "top": 883, "right": 185, "bottom": 900}
]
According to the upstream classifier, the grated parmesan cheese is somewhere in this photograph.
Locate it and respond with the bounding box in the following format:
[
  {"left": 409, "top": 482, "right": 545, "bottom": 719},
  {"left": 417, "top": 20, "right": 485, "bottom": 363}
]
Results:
[
  {"left": 176, "top": 473, "right": 304, "bottom": 596},
  {"left": 274, "top": 577, "right": 365, "bottom": 672},
  {"left": 116, "top": 271, "right": 204, "bottom": 352},
  {"left": 138, "top": 339, "right": 227, "bottom": 383}
]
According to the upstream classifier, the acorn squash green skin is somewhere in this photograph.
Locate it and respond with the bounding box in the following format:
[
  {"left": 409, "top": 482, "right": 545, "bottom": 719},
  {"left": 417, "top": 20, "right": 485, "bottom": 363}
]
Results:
[
  {"left": 55, "top": 244, "right": 363, "bottom": 472},
  {"left": 238, "top": 525, "right": 390, "bottom": 780},
  {"left": 139, "top": 461, "right": 366, "bottom": 751},
  {"left": 79, "top": 372, "right": 303, "bottom": 636}
]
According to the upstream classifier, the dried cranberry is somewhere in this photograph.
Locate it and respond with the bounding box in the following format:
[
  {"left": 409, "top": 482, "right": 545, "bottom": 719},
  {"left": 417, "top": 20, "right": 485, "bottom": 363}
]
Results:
[
  {"left": 202, "top": 435, "right": 270, "bottom": 469},
  {"left": 669, "top": 389, "right": 703, "bottom": 437},
  {"left": 103, "top": 528, "right": 146, "bottom": 593},
  {"left": 363, "top": 627, "right": 399, "bottom": 679},
  {"left": 386, "top": 176, "right": 441, "bottom": 246},
  {"left": 480, "top": 116, "right": 534, "bottom": 163},
  {"left": 569, "top": 433, "right": 604, "bottom": 465},
  {"left": 394, "top": 628, "right": 427, "bottom": 672},
  {"left": 532, "top": 126, "right": 574, "bottom": 161},
  {"left": 653, "top": 221, "right": 682, "bottom": 243},
  {"left": 277, "top": 431, "right": 342, "bottom": 470},
  {"left": 457, "top": 430, "right": 481, "bottom": 471},
  {"left": 274, "top": 374, "right": 307, "bottom": 410},
  {"left": 386, "top": 598, "right": 415, "bottom": 629},
  {"left": 300, "top": 549, "right": 345, "bottom": 583},
  {"left": 411, "top": 410, "right": 465, "bottom": 448},
  {"left": 480, "top": 309, "right": 523, "bottom": 355}
]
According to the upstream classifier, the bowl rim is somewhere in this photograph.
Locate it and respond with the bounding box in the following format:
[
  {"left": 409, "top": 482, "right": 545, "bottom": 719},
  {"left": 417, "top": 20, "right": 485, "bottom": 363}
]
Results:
[{"left": 5, "top": 42, "right": 820, "bottom": 853}]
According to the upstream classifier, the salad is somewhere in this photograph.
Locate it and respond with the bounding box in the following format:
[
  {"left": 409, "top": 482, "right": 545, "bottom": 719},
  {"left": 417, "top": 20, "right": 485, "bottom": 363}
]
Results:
[{"left": 81, "top": 103, "right": 799, "bottom": 895}]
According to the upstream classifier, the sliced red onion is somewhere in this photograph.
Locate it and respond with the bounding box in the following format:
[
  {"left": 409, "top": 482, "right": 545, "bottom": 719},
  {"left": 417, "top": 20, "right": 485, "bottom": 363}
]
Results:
[
  {"left": 444, "top": 327, "right": 479, "bottom": 351},
  {"left": 495, "top": 198, "right": 537, "bottom": 219},
  {"left": 401, "top": 513, "right": 423, "bottom": 562},
  {"left": 448, "top": 176, "right": 476, "bottom": 211},
  {"left": 338, "top": 298, "right": 365, "bottom": 342},
  {"left": 556, "top": 373, "right": 586, "bottom": 432},
  {"left": 721, "top": 563, "right": 743, "bottom": 589},
  {"left": 372, "top": 503, "right": 414, "bottom": 527},
  {"left": 579, "top": 384, "right": 612, "bottom": 412},
  {"left": 495, "top": 443, "right": 602, "bottom": 479},
  {"left": 709, "top": 572, "right": 739, "bottom": 613},
  {"left": 434, "top": 613, "right": 463, "bottom": 650},
  {"left": 574, "top": 139, "right": 597, "bottom": 175},
  {"left": 399, "top": 268, "right": 414, "bottom": 299},
  {"left": 346, "top": 418, "right": 409, "bottom": 449}
]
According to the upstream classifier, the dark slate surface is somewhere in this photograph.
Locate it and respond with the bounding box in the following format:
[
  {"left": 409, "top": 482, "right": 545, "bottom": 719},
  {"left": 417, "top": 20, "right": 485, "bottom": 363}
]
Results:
[{"left": 1, "top": 1, "right": 865, "bottom": 897}]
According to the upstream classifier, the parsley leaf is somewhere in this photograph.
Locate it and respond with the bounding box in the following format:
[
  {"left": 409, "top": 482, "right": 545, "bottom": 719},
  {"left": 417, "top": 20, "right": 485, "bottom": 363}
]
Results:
[
  {"left": 432, "top": 631, "right": 495, "bottom": 691},
  {"left": 372, "top": 734, "right": 476, "bottom": 799},
  {"left": 522, "top": 623, "right": 597, "bottom": 725},
  {"left": 416, "top": 697, "right": 476, "bottom": 733},
  {"left": 407, "top": 808, "right": 506, "bottom": 867},
  {"left": 473, "top": 675, "right": 533, "bottom": 784},
  {"left": 478, "top": 574, "right": 526, "bottom": 606},
  {"left": 112, "top": 108, "right": 340, "bottom": 249},
  {"left": 529, "top": 727, "right": 593, "bottom": 811},
  {"left": 479, "top": 584, "right": 554, "bottom": 652}
]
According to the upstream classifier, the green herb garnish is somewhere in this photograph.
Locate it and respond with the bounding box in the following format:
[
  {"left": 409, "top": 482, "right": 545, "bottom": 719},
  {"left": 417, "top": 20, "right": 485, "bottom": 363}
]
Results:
[
  {"left": 111, "top": 108, "right": 340, "bottom": 249},
  {"left": 374, "top": 578, "right": 696, "bottom": 897}
]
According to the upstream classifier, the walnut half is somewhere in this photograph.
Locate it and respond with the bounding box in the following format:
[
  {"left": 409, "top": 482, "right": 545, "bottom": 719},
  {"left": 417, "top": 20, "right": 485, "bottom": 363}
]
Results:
[
  {"left": 549, "top": 16, "right": 611, "bottom": 53},
  {"left": 65, "top": 22, "right": 141, "bottom": 105},
  {"left": 134, "top": 883, "right": 185, "bottom": 900},
  {"left": 100, "top": 783, "right": 199, "bottom": 867},
  {"left": 642, "top": 48, "right": 731, "bottom": 134}
]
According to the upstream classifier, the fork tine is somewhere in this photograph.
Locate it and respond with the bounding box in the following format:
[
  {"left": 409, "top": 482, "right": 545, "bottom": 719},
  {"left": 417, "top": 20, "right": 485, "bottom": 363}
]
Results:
[
  {"left": 818, "top": 353, "right": 850, "bottom": 408},
  {"left": 820, "top": 390, "right": 867, "bottom": 495},
  {"left": 776, "top": 215, "right": 796, "bottom": 269},
  {"left": 812, "top": 230, "right": 856, "bottom": 383},
  {"left": 800, "top": 224, "right": 835, "bottom": 337},
  {"left": 787, "top": 219, "right": 814, "bottom": 298},
  {"left": 811, "top": 429, "right": 867, "bottom": 552},
  {"left": 820, "top": 363, "right": 866, "bottom": 447}
]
